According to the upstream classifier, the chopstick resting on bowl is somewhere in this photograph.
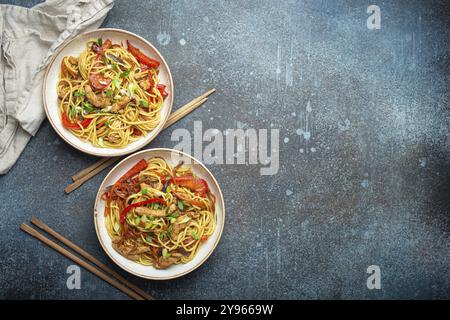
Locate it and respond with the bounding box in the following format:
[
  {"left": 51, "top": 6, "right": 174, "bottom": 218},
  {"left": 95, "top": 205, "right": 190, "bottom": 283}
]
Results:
[
  {"left": 65, "top": 88, "right": 216, "bottom": 194},
  {"left": 21, "top": 218, "right": 154, "bottom": 300}
]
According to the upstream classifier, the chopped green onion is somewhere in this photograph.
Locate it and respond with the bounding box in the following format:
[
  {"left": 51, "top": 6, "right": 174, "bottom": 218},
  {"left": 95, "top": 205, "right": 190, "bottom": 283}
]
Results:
[
  {"left": 112, "top": 77, "right": 121, "bottom": 90},
  {"left": 162, "top": 248, "right": 171, "bottom": 259},
  {"left": 178, "top": 201, "right": 184, "bottom": 211},
  {"left": 120, "top": 70, "right": 130, "bottom": 78},
  {"left": 139, "top": 99, "right": 149, "bottom": 108},
  {"left": 141, "top": 215, "right": 148, "bottom": 223},
  {"left": 128, "top": 83, "right": 136, "bottom": 96},
  {"left": 74, "top": 90, "right": 85, "bottom": 97},
  {"left": 113, "top": 222, "right": 120, "bottom": 233},
  {"left": 169, "top": 217, "right": 176, "bottom": 224},
  {"left": 82, "top": 101, "right": 95, "bottom": 113},
  {"left": 141, "top": 188, "right": 149, "bottom": 195},
  {"left": 97, "top": 38, "right": 103, "bottom": 46},
  {"left": 145, "top": 222, "right": 154, "bottom": 229},
  {"left": 179, "top": 216, "right": 190, "bottom": 224},
  {"left": 135, "top": 217, "right": 141, "bottom": 225},
  {"left": 105, "top": 89, "right": 113, "bottom": 97},
  {"left": 145, "top": 235, "right": 153, "bottom": 243},
  {"left": 167, "top": 225, "right": 173, "bottom": 238},
  {"left": 191, "top": 231, "right": 200, "bottom": 240},
  {"left": 70, "top": 106, "right": 77, "bottom": 119}
]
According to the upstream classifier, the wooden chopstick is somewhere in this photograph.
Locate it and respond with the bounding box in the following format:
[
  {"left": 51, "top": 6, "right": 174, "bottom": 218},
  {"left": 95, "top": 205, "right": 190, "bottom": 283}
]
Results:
[
  {"left": 65, "top": 156, "right": 118, "bottom": 193},
  {"left": 30, "top": 216, "right": 154, "bottom": 300},
  {"left": 164, "top": 97, "right": 208, "bottom": 128},
  {"left": 20, "top": 223, "right": 145, "bottom": 300},
  {"left": 65, "top": 89, "right": 215, "bottom": 193},
  {"left": 71, "top": 157, "right": 111, "bottom": 181}
]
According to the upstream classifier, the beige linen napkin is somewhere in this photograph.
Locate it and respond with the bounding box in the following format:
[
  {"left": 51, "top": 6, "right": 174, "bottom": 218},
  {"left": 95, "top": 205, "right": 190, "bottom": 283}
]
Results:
[{"left": 0, "top": 0, "right": 114, "bottom": 174}]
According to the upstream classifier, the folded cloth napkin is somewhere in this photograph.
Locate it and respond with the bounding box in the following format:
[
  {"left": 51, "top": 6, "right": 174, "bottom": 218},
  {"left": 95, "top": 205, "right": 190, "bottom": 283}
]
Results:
[{"left": 0, "top": 0, "right": 114, "bottom": 174}]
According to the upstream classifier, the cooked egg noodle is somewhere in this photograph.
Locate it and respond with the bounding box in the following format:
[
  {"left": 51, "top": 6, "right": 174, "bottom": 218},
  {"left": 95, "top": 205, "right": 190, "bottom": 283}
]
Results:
[
  {"left": 57, "top": 38, "right": 163, "bottom": 148},
  {"left": 104, "top": 157, "right": 216, "bottom": 268}
]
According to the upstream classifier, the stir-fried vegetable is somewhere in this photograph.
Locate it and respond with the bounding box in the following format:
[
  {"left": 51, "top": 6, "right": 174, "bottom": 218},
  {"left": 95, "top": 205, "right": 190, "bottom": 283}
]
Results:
[
  {"left": 171, "top": 175, "right": 209, "bottom": 196},
  {"left": 120, "top": 198, "right": 167, "bottom": 222},
  {"left": 61, "top": 112, "right": 92, "bottom": 129},
  {"left": 157, "top": 84, "right": 168, "bottom": 99},
  {"left": 115, "top": 159, "right": 148, "bottom": 185},
  {"left": 126, "top": 40, "right": 160, "bottom": 68}
]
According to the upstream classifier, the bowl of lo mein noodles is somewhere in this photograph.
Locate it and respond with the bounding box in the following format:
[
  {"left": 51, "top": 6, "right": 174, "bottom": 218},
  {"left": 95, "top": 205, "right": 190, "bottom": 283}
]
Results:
[
  {"left": 43, "top": 28, "right": 173, "bottom": 157},
  {"left": 94, "top": 148, "right": 225, "bottom": 279}
]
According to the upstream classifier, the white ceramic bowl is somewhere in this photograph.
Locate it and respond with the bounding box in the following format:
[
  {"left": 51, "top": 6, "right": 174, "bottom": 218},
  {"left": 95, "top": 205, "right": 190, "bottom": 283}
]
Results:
[
  {"left": 43, "top": 28, "right": 173, "bottom": 157},
  {"left": 93, "top": 148, "right": 225, "bottom": 280}
]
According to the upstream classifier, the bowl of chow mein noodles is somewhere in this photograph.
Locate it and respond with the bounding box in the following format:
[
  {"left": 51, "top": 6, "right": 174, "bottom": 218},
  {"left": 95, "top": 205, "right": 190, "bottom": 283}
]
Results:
[
  {"left": 94, "top": 148, "right": 225, "bottom": 279},
  {"left": 43, "top": 28, "right": 173, "bottom": 157}
]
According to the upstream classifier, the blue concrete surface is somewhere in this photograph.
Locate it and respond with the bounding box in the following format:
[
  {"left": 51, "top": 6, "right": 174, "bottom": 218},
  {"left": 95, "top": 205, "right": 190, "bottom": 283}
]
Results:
[{"left": 0, "top": 0, "right": 449, "bottom": 299}]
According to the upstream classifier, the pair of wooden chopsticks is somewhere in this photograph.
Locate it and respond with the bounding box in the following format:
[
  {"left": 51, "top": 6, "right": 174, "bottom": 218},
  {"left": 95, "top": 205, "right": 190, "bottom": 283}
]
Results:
[
  {"left": 21, "top": 217, "right": 153, "bottom": 300},
  {"left": 65, "top": 88, "right": 216, "bottom": 194}
]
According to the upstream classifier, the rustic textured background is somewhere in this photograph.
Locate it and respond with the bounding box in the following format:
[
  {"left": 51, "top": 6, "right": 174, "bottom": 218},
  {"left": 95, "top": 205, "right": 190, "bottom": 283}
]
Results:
[{"left": 0, "top": 0, "right": 449, "bottom": 299}]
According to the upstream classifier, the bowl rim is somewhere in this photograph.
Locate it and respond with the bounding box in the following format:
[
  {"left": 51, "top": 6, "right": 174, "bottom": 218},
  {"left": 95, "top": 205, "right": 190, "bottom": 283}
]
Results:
[
  {"left": 93, "top": 148, "right": 226, "bottom": 280},
  {"left": 42, "top": 28, "right": 174, "bottom": 157}
]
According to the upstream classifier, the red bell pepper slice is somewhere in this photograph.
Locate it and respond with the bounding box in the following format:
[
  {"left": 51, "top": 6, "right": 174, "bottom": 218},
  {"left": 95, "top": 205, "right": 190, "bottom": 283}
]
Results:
[
  {"left": 127, "top": 40, "right": 160, "bottom": 68},
  {"left": 157, "top": 84, "right": 168, "bottom": 99},
  {"left": 120, "top": 198, "right": 166, "bottom": 223},
  {"left": 116, "top": 159, "right": 148, "bottom": 185},
  {"left": 188, "top": 199, "right": 207, "bottom": 209},
  {"left": 61, "top": 112, "right": 92, "bottom": 129},
  {"left": 171, "top": 175, "right": 209, "bottom": 196}
]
